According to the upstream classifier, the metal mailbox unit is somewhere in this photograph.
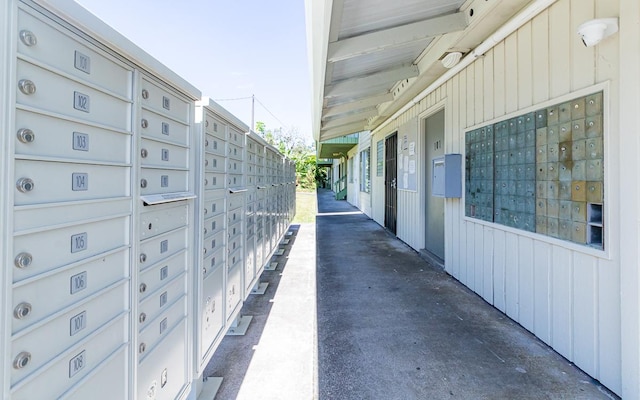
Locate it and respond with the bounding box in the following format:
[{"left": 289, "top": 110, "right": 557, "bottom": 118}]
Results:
[
  {"left": 136, "top": 75, "right": 198, "bottom": 400},
  {"left": 192, "top": 100, "right": 294, "bottom": 395},
  {"left": 1, "top": 1, "right": 199, "bottom": 399},
  {"left": 245, "top": 132, "right": 269, "bottom": 295},
  {"left": 194, "top": 98, "right": 237, "bottom": 377},
  {"left": 1, "top": 2, "right": 296, "bottom": 399}
]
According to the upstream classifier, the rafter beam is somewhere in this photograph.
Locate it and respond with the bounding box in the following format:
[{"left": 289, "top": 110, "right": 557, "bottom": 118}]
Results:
[
  {"left": 320, "top": 121, "right": 367, "bottom": 140},
  {"left": 325, "top": 64, "right": 419, "bottom": 98},
  {"left": 322, "top": 109, "right": 379, "bottom": 130},
  {"left": 323, "top": 93, "right": 394, "bottom": 118},
  {"left": 328, "top": 11, "right": 468, "bottom": 63}
]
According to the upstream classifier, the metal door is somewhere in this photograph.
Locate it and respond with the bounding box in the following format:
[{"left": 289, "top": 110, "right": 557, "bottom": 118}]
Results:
[
  {"left": 424, "top": 110, "right": 445, "bottom": 260},
  {"left": 385, "top": 133, "right": 398, "bottom": 234}
]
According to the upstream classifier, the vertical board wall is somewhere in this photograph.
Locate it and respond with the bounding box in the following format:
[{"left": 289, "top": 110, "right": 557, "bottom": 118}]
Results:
[{"left": 370, "top": 0, "right": 623, "bottom": 394}]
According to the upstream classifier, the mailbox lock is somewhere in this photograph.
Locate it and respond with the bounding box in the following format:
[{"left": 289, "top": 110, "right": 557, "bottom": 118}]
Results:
[
  {"left": 140, "top": 179, "right": 148, "bottom": 188},
  {"left": 141, "top": 148, "right": 148, "bottom": 158},
  {"left": 204, "top": 159, "right": 209, "bottom": 166},
  {"left": 14, "top": 252, "right": 33, "bottom": 269},
  {"left": 14, "top": 302, "right": 32, "bottom": 319},
  {"left": 139, "top": 313, "right": 147, "bottom": 323},
  {"left": 205, "top": 120, "right": 209, "bottom": 127},
  {"left": 141, "top": 89, "right": 149, "bottom": 99},
  {"left": 16, "top": 177, "right": 35, "bottom": 193},
  {"left": 141, "top": 119, "right": 148, "bottom": 129},
  {"left": 139, "top": 343, "right": 146, "bottom": 354},
  {"left": 17, "top": 128, "right": 35, "bottom": 143},
  {"left": 13, "top": 352, "right": 31, "bottom": 370},
  {"left": 203, "top": 228, "right": 208, "bottom": 235},
  {"left": 204, "top": 179, "right": 209, "bottom": 186},
  {"left": 139, "top": 283, "right": 147, "bottom": 293},
  {"left": 18, "top": 79, "right": 36, "bottom": 95},
  {"left": 205, "top": 139, "right": 209, "bottom": 147},
  {"left": 139, "top": 253, "right": 147, "bottom": 263},
  {"left": 19, "top": 30, "right": 37, "bottom": 46}
]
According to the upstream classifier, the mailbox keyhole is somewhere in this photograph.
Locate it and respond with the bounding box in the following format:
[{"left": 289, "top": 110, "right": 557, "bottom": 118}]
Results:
[{"left": 148, "top": 223, "right": 152, "bottom": 230}]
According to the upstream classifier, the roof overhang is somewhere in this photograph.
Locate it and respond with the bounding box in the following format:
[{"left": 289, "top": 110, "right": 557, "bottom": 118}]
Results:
[
  {"left": 306, "top": 0, "right": 537, "bottom": 142},
  {"left": 316, "top": 133, "right": 360, "bottom": 159}
]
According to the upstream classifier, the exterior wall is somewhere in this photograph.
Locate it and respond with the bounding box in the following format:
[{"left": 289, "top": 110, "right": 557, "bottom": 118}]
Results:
[{"left": 367, "top": 0, "right": 632, "bottom": 395}]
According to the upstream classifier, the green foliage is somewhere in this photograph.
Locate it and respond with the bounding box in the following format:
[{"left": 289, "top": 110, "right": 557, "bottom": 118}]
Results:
[{"left": 255, "top": 121, "right": 317, "bottom": 190}]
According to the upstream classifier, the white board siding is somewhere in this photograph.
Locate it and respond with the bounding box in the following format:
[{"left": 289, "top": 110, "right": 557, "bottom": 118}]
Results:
[
  {"left": 367, "top": 0, "right": 624, "bottom": 394},
  {"left": 533, "top": 241, "right": 552, "bottom": 344}
]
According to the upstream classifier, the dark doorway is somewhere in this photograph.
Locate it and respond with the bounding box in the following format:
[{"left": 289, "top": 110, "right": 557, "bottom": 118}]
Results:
[{"left": 384, "top": 133, "right": 398, "bottom": 234}]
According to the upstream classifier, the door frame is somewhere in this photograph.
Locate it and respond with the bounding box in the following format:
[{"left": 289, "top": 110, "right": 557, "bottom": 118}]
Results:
[{"left": 384, "top": 132, "right": 398, "bottom": 234}]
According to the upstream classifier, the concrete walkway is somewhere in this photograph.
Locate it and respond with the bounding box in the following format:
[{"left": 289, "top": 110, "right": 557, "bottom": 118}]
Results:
[{"left": 205, "top": 189, "right": 617, "bottom": 399}]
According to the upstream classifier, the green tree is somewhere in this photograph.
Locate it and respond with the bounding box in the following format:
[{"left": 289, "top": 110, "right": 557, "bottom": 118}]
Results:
[{"left": 256, "top": 122, "right": 317, "bottom": 190}]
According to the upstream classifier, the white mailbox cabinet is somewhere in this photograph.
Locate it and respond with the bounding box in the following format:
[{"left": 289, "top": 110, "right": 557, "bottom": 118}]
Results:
[
  {"left": 1, "top": 1, "right": 199, "bottom": 399},
  {"left": 432, "top": 154, "right": 462, "bottom": 198}
]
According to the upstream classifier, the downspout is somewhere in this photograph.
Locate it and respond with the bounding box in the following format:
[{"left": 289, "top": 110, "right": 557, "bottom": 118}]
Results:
[{"left": 373, "top": 0, "right": 559, "bottom": 135}]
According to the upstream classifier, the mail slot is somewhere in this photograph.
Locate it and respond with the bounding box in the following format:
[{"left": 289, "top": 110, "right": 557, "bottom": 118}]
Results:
[
  {"left": 140, "top": 109, "right": 189, "bottom": 147},
  {"left": 227, "top": 234, "right": 243, "bottom": 255},
  {"left": 17, "top": 9, "right": 132, "bottom": 100},
  {"left": 140, "top": 77, "right": 190, "bottom": 124},
  {"left": 228, "top": 212, "right": 243, "bottom": 229},
  {"left": 139, "top": 168, "right": 189, "bottom": 195},
  {"left": 247, "top": 139, "right": 256, "bottom": 155},
  {"left": 200, "top": 264, "right": 224, "bottom": 365},
  {"left": 15, "top": 109, "right": 130, "bottom": 164},
  {"left": 140, "top": 203, "right": 188, "bottom": 240},
  {"left": 137, "top": 318, "right": 188, "bottom": 400},
  {"left": 11, "top": 316, "right": 127, "bottom": 398},
  {"left": 138, "top": 227, "right": 187, "bottom": 267},
  {"left": 11, "top": 248, "right": 128, "bottom": 334},
  {"left": 204, "top": 213, "right": 226, "bottom": 239},
  {"left": 139, "top": 251, "right": 187, "bottom": 297},
  {"left": 246, "top": 203, "right": 255, "bottom": 215},
  {"left": 227, "top": 143, "right": 243, "bottom": 161},
  {"left": 14, "top": 160, "right": 129, "bottom": 206},
  {"left": 228, "top": 127, "right": 245, "bottom": 146},
  {"left": 227, "top": 194, "right": 245, "bottom": 211},
  {"left": 203, "top": 231, "right": 225, "bottom": 256},
  {"left": 62, "top": 347, "right": 127, "bottom": 400},
  {"left": 204, "top": 154, "right": 225, "bottom": 173},
  {"left": 203, "top": 247, "right": 225, "bottom": 280},
  {"left": 10, "top": 283, "right": 126, "bottom": 385},
  {"left": 227, "top": 159, "right": 243, "bottom": 174},
  {"left": 228, "top": 173, "right": 244, "bottom": 188},
  {"left": 137, "top": 272, "right": 185, "bottom": 331},
  {"left": 204, "top": 190, "right": 226, "bottom": 216},
  {"left": 13, "top": 197, "right": 130, "bottom": 233},
  {"left": 140, "top": 138, "right": 189, "bottom": 169},
  {"left": 16, "top": 60, "right": 130, "bottom": 130},
  {"left": 205, "top": 114, "right": 227, "bottom": 140},
  {"left": 13, "top": 216, "right": 129, "bottom": 282},
  {"left": 204, "top": 133, "right": 225, "bottom": 156},
  {"left": 204, "top": 172, "right": 225, "bottom": 190},
  {"left": 138, "top": 293, "right": 187, "bottom": 355}
]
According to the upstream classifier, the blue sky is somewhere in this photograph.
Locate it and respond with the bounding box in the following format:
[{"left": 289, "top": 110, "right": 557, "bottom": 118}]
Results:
[{"left": 75, "top": 0, "right": 312, "bottom": 139}]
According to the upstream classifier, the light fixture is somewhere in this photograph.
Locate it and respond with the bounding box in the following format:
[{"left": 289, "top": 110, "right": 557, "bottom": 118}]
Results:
[
  {"left": 577, "top": 18, "right": 618, "bottom": 47},
  {"left": 441, "top": 51, "right": 463, "bottom": 69}
]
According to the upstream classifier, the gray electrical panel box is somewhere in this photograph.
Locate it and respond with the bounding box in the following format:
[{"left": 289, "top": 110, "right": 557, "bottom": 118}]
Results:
[{"left": 432, "top": 154, "right": 462, "bottom": 198}]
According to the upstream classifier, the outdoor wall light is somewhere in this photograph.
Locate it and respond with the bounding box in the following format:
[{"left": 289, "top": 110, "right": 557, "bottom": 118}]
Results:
[
  {"left": 577, "top": 18, "right": 618, "bottom": 47},
  {"left": 440, "top": 51, "right": 463, "bottom": 68}
]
